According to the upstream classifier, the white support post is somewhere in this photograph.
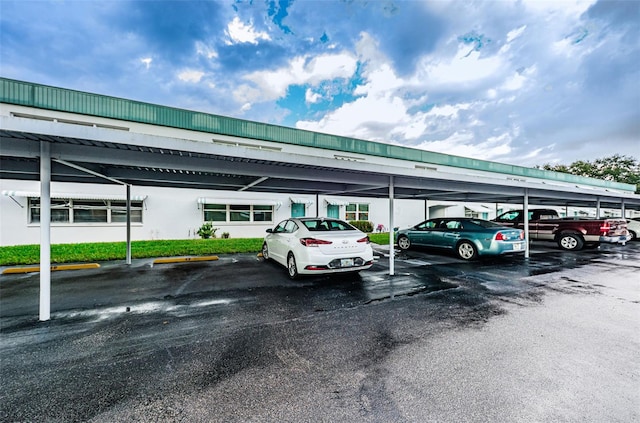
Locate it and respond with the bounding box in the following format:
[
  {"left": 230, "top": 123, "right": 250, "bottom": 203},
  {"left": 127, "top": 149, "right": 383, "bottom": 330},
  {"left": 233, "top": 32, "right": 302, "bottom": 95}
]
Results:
[
  {"left": 621, "top": 200, "right": 626, "bottom": 219},
  {"left": 425, "top": 199, "right": 429, "bottom": 220},
  {"left": 596, "top": 198, "right": 601, "bottom": 219},
  {"left": 126, "top": 184, "right": 132, "bottom": 265},
  {"left": 523, "top": 189, "right": 530, "bottom": 259},
  {"left": 39, "top": 141, "right": 51, "bottom": 321},
  {"left": 388, "top": 176, "right": 395, "bottom": 276}
]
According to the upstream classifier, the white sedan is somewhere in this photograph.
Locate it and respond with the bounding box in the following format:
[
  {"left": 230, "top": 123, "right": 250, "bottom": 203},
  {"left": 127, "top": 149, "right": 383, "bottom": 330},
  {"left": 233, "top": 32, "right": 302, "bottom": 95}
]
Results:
[{"left": 262, "top": 218, "right": 375, "bottom": 279}]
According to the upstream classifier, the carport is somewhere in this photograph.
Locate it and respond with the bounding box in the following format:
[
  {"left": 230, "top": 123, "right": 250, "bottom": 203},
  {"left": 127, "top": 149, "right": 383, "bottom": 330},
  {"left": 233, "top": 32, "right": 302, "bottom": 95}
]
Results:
[{"left": 2, "top": 78, "right": 639, "bottom": 321}]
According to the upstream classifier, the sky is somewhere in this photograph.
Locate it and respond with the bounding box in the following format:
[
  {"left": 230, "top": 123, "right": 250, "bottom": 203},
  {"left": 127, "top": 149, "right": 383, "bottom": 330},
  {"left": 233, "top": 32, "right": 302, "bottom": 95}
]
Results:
[{"left": 1, "top": 0, "right": 638, "bottom": 168}]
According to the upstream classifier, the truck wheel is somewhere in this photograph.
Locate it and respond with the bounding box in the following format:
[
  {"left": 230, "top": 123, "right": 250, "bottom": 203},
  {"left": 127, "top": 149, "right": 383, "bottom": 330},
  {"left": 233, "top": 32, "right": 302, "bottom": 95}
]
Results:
[
  {"left": 457, "top": 241, "right": 478, "bottom": 260},
  {"left": 558, "top": 233, "right": 584, "bottom": 251}
]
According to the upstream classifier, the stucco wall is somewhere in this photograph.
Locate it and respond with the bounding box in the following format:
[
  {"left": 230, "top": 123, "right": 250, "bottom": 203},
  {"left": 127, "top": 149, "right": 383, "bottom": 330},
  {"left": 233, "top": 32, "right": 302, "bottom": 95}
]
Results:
[{"left": 0, "top": 179, "right": 427, "bottom": 246}]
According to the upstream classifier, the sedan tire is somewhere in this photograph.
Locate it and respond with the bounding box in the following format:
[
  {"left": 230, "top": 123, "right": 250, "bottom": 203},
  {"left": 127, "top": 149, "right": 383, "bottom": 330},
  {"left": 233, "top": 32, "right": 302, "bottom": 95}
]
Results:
[
  {"left": 397, "top": 235, "right": 412, "bottom": 251},
  {"left": 287, "top": 253, "right": 299, "bottom": 280},
  {"left": 262, "top": 242, "right": 270, "bottom": 260},
  {"left": 457, "top": 241, "right": 478, "bottom": 260}
]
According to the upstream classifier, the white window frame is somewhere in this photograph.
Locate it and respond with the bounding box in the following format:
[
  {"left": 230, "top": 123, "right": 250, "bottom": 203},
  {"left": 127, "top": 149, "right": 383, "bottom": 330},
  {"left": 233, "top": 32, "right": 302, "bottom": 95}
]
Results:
[
  {"left": 346, "top": 203, "right": 369, "bottom": 221},
  {"left": 28, "top": 198, "right": 144, "bottom": 225},
  {"left": 203, "top": 203, "right": 274, "bottom": 223}
]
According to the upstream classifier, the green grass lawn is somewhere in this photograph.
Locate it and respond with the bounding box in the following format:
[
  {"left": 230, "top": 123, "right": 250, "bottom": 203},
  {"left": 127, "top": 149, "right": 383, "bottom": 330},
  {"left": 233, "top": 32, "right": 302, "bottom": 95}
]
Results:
[{"left": 0, "top": 233, "right": 392, "bottom": 266}]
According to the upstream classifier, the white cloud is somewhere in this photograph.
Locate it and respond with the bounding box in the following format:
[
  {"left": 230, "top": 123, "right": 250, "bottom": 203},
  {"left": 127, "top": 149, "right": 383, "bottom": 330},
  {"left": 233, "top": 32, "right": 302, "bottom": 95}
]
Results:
[
  {"left": 225, "top": 16, "right": 271, "bottom": 45},
  {"left": 426, "top": 103, "right": 470, "bottom": 118},
  {"left": 298, "top": 93, "right": 409, "bottom": 141},
  {"left": 521, "top": 0, "right": 596, "bottom": 16},
  {"left": 177, "top": 70, "right": 205, "bottom": 83},
  {"left": 195, "top": 41, "right": 218, "bottom": 59},
  {"left": 305, "top": 88, "right": 321, "bottom": 104},
  {"left": 416, "top": 131, "right": 513, "bottom": 161},
  {"left": 140, "top": 57, "right": 152, "bottom": 69},
  {"left": 501, "top": 73, "right": 526, "bottom": 91},
  {"left": 507, "top": 25, "right": 527, "bottom": 43},
  {"left": 419, "top": 45, "right": 504, "bottom": 88},
  {"left": 235, "top": 52, "right": 357, "bottom": 103}
]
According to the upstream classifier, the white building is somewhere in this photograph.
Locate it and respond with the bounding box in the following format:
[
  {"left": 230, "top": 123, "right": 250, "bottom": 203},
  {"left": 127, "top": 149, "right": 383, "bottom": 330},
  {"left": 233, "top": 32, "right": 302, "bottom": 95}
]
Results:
[
  {"left": 1, "top": 179, "right": 432, "bottom": 246},
  {"left": 1, "top": 78, "right": 638, "bottom": 247}
]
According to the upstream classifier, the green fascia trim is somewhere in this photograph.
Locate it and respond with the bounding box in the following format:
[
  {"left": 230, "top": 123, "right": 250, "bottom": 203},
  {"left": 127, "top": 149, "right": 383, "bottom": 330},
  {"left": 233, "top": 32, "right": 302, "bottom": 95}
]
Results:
[{"left": 1, "top": 77, "right": 635, "bottom": 193}]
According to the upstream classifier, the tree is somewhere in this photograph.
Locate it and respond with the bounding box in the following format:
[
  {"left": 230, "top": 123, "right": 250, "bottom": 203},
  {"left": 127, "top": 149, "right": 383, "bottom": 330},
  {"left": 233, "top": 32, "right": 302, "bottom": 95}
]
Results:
[{"left": 538, "top": 155, "right": 640, "bottom": 194}]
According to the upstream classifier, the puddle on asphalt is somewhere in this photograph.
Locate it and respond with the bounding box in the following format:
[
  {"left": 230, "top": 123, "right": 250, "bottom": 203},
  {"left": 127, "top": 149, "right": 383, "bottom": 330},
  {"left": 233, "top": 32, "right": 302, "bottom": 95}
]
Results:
[{"left": 360, "top": 272, "right": 457, "bottom": 304}]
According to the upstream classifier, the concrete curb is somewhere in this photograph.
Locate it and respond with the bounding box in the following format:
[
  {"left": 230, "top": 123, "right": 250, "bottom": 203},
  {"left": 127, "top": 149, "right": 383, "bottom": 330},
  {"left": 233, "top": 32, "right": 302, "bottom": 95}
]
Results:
[
  {"left": 153, "top": 256, "right": 219, "bottom": 264},
  {"left": 2, "top": 263, "right": 101, "bottom": 274}
]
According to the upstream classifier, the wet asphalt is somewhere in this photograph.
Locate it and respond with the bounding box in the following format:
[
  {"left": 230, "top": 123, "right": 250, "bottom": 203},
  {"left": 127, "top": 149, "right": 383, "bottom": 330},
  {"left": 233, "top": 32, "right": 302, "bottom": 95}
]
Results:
[{"left": 0, "top": 241, "right": 639, "bottom": 422}]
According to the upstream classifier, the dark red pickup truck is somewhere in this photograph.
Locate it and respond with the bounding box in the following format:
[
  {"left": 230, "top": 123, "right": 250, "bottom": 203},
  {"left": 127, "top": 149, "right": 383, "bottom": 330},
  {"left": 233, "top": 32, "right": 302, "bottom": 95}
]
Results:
[{"left": 493, "top": 209, "right": 628, "bottom": 250}]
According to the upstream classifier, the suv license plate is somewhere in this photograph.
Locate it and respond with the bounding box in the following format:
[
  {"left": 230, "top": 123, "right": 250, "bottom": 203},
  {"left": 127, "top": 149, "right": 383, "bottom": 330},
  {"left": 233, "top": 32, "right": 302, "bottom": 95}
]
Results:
[{"left": 340, "top": 258, "right": 354, "bottom": 267}]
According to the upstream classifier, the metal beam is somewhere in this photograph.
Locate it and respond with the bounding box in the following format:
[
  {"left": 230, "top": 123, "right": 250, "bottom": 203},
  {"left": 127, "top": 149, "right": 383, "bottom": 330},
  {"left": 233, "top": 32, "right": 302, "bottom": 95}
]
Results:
[
  {"left": 39, "top": 141, "right": 51, "bottom": 321},
  {"left": 238, "top": 176, "right": 269, "bottom": 192},
  {"left": 388, "top": 176, "right": 395, "bottom": 277}
]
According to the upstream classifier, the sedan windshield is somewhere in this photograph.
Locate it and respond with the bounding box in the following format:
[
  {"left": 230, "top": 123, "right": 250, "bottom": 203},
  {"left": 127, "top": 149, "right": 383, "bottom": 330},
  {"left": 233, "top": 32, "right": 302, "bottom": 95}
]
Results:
[{"left": 302, "top": 219, "right": 356, "bottom": 231}]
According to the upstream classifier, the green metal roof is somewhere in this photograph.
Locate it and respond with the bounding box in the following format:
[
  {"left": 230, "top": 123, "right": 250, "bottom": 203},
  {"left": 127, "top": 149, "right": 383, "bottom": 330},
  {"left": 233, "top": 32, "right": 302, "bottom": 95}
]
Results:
[{"left": 1, "top": 77, "right": 635, "bottom": 192}]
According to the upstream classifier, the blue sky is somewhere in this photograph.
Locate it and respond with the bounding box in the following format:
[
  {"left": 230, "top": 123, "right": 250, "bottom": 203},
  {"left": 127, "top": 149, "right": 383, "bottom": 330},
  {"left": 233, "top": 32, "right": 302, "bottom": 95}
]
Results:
[{"left": 1, "top": 0, "right": 638, "bottom": 167}]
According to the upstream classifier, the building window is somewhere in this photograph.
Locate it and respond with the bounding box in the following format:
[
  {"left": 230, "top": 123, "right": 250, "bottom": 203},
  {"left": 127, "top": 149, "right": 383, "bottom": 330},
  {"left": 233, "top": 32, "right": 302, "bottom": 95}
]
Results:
[
  {"left": 464, "top": 209, "right": 488, "bottom": 220},
  {"left": 203, "top": 203, "right": 274, "bottom": 223},
  {"left": 28, "top": 198, "right": 143, "bottom": 224},
  {"left": 73, "top": 200, "right": 108, "bottom": 223},
  {"left": 203, "top": 204, "right": 227, "bottom": 222},
  {"left": 253, "top": 205, "right": 273, "bottom": 222},
  {"left": 230, "top": 204, "right": 251, "bottom": 222},
  {"left": 346, "top": 203, "right": 369, "bottom": 221},
  {"left": 110, "top": 201, "right": 144, "bottom": 223}
]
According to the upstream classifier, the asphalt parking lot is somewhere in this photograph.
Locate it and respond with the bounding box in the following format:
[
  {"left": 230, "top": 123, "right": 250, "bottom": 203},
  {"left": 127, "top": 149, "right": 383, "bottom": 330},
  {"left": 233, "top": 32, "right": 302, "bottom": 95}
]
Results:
[{"left": 1, "top": 241, "right": 639, "bottom": 422}]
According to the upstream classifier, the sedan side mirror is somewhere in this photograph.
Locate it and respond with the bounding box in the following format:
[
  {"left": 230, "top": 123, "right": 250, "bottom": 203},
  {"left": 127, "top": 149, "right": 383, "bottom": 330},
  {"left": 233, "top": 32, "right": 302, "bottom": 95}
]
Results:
[{"left": 266, "top": 228, "right": 273, "bottom": 233}]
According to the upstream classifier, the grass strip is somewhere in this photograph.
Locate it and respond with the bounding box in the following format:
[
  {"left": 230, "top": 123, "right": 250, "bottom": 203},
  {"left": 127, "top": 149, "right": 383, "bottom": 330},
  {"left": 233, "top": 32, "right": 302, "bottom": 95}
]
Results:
[{"left": 0, "top": 233, "right": 391, "bottom": 266}]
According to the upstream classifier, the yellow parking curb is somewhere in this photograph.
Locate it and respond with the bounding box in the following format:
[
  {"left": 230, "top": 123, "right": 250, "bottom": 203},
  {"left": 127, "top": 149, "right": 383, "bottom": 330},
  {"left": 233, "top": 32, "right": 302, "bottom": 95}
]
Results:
[
  {"left": 2, "top": 263, "right": 101, "bottom": 274},
  {"left": 153, "top": 256, "right": 219, "bottom": 264}
]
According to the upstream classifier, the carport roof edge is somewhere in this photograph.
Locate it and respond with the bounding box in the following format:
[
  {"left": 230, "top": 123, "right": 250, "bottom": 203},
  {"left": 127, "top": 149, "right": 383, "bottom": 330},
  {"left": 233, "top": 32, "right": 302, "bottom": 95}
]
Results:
[{"left": 1, "top": 77, "right": 635, "bottom": 194}]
